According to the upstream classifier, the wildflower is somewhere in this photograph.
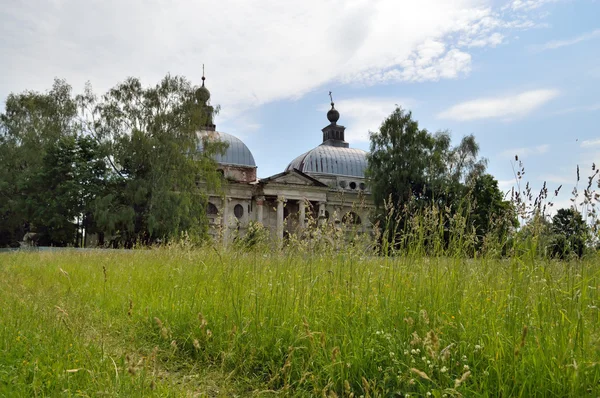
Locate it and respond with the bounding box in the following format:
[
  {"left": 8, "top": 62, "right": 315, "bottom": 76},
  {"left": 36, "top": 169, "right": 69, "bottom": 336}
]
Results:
[
  {"left": 441, "top": 366, "right": 448, "bottom": 373},
  {"left": 404, "top": 350, "right": 409, "bottom": 355},
  {"left": 474, "top": 345, "right": 481, "bottom": 351},
  {"left": 410, "top": 349, "right": 418, "bottom": 355},
  {"left": 464, "top": 365, "right": 469, "bottom": 370}
]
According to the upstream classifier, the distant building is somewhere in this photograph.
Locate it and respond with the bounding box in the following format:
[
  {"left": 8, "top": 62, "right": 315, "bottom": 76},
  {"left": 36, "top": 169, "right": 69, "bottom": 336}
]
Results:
[{"left": 197, "top": 76, "right": 373, "bottom": 242}]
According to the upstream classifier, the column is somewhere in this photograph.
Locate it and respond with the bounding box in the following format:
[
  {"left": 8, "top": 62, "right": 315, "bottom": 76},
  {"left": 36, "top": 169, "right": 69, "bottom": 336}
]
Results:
[
  {"left": 222, "top": 198, "right": 230, "bottom": 244},
  {"left": 256, "top": 196, "right": 265, "bottom": 224},
  {"left": 299, "top": 199, "right": 306, "bottom": 229},
  {"left": 276, "top": 196, "right": 285, "bottom": 241},
  {"left": 318, "top": 201, "right": 326, "bottom": 226}
]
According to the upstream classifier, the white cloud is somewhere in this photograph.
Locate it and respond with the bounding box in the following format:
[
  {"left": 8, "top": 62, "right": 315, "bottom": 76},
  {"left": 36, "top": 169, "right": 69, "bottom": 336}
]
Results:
[
  {"left": 506, "top": 0, "right": 561, "bottom": 11},
  {"left": 0, "top": 0, "right": 554, "bottom": 122},
  {"left": 556, "top": 103, "right": 600, "bottom": 115},
  {"left": 437, "top": 89, "right": 560, "bottom": 121},
  {"left": 463, "top": 32, "right": 505, "bottom": 48},
  {"left": 497, "top": 178, "right": 517, "bottom": 192},
  {"left": 500, "top": 144, "right": 550, "bottom": 159},
  {"left": 537, "top": 29, "right": 600, "bottom": 51},
  {"left": 581, "top": 138, "right": 600, "bottom": 148},
  {"left": 318, "top": 97, "right": 415, "bottom": 143}
]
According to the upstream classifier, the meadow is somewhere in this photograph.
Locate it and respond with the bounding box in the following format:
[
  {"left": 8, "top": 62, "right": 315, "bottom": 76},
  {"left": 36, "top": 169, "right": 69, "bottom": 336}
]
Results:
[{"left": 1, "top": 247, "right": 599, "bottom": 397}]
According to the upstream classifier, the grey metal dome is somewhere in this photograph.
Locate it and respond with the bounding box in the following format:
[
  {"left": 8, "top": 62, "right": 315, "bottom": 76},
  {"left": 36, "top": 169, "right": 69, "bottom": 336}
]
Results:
[
  {"left": 286, "top": 145, "right": 367, "bottom": 177},
  {"left": 197, "top": 131, "right": 256, "bottom": 167}
]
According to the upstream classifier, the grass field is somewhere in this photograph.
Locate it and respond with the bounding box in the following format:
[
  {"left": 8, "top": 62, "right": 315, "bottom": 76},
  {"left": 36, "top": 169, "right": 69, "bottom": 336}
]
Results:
[{"left": 1, "top": 248, "right": 599, "bottom": 396}]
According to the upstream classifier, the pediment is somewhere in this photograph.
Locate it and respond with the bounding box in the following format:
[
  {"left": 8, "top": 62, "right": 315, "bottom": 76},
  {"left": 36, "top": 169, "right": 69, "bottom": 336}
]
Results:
[{"left": 260, "top": 169, "right": 327, "bottom": 187}]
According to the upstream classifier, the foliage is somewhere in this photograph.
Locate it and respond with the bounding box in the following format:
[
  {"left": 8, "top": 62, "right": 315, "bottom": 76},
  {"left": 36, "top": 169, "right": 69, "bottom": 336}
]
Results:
[
  {"left": 365, "top": 107, "right": 509, "bottom": 254},
  {"left": 0, "top": 79, "right": 89, "bottom": 246},
  {"left": 549, "top": 208, "right": 588, "bottom": 258},
  {"left": 78, "top": 75, "right": 226, "bottom": 247},
  {"left": 0, "top": 76, "right": 225, "bottom": 247}
]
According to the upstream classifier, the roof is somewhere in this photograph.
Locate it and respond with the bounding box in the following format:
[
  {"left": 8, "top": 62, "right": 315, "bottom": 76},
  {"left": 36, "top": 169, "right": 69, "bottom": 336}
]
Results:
[
  {"left": 285, "top": 145, "right": 368, "bottom": 178},
  {"left": 197, "top": 131, "right": 256, "bottom": 167}
]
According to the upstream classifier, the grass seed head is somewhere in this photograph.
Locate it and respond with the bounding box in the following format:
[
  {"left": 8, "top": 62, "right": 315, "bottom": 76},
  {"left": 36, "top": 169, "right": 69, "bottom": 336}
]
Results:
[
  {"left": 410, "top": 368, "right": 431, "bottom": 381},
  {"left": 410, "top": 331, "right": 421, "bottom": 346},
  {"left": 455, "top": 370, "right": 471, "bottom": 388},
  {"left": 361, "top": 376, "right": 370, "bottom": 393},
  {"left": 331, "top": 346, "right": 340, "bottom": 362},
  {"left": 344, "top": 380, "right": 351, "bottom": 395}
]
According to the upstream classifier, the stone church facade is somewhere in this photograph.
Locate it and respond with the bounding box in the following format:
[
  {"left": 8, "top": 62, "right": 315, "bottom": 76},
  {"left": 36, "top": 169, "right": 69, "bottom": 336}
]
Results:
[{"left": 198, "top": 78, "right": 373, "bottom": 242}]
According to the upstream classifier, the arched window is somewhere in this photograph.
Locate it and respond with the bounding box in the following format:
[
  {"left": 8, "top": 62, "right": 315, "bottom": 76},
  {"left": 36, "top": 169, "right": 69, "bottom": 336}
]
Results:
[{"left": 207, "top": 202, "right": 218, "bottom": 215}]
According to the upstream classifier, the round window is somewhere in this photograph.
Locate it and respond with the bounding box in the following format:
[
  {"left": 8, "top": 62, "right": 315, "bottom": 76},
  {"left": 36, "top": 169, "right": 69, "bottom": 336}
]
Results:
[
  {"left": 359, "top": 182, "right": 366, "bottom": 190},
  {"left": 349, "top": 182, "right": 357, "bottom": 190},
  {"left": 234, "top": 204, "right": 244, "bottom": 219},
  {"left": 339, "top": 180, "right": 347, "bottom": 188}
]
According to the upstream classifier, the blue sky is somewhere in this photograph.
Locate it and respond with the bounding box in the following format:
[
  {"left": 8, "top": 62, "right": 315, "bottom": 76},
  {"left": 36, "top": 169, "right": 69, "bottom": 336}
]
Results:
[{"left": 1, "top": 0, "right": 599, "bottom": 211}]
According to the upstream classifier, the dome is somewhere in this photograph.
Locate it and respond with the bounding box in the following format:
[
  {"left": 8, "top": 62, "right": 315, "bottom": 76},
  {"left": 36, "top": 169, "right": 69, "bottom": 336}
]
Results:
[
  {"left": 327, "top": 106, "right": 340, "bottom": 123},
  {"left": 197, "top": 131, "right": 256, "bottom": 167},
  {"left": 285, "top": 145, "right": 367, "bottom": 177},
  {"left": 196, "top": 86, "right": 210, "bottom": 103}
]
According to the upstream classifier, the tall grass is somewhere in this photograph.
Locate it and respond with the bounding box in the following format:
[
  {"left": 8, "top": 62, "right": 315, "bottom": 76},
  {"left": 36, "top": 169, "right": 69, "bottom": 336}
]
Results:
[
  {"left": 1, "top": 247, "right": 599, "bottom": 396},
  {"left": 2, "top": 162, "right": 599, "bottom": 396}
]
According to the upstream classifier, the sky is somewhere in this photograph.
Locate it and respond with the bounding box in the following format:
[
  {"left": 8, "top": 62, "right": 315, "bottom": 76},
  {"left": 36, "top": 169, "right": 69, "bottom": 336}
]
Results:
[{"left": 1, "top": 0, "right": 599, "bottom": 212}]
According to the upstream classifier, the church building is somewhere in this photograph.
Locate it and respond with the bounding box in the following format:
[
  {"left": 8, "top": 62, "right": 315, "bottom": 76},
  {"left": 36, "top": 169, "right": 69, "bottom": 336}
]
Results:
[{"left": 197, "top": 76, "right": 373, "bottom": 242}]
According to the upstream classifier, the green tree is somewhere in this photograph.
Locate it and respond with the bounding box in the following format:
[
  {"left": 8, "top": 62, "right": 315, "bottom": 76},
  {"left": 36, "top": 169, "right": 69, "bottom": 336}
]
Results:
[
  {"left": 366, "top": 107, "right": 442, "bottom": 208},
  {"left": 25, "top": 135, "right": 107, "bottom": 246},
  {"left": 468, "top": 174, "right": 516, "bottom": 253},
  {"left": 80, "top": 75, "right": 225, "bottom": 246},
  {"left": 365, "top": 107, "right": 489, "bottom": 251},
  {"left": 550, "top": 208, "right": 588, "bottom": 258},
  {"left": 0, "top": 79, "right": 81, "bottom": 246}
]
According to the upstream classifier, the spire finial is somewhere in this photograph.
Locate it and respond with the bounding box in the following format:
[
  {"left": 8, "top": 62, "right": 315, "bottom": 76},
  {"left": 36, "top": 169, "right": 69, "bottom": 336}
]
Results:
[
  {"left": 329, "top": 91, "right": 334, "bottom": 108},
  {"left": 196, "top": 64, "right": 211, "bottom": 105}
]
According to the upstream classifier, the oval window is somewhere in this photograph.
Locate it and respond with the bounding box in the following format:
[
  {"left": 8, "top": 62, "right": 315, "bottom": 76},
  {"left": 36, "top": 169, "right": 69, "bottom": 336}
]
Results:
[{"left": 234, "top": 204, "right": 244, "bottom": 219}]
